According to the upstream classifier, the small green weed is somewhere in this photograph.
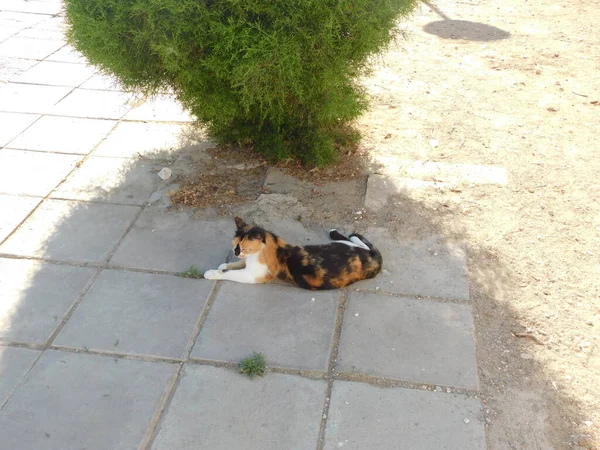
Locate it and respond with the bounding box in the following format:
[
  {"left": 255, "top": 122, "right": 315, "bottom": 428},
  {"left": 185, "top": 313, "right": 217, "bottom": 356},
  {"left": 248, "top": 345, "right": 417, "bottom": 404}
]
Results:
[
  {"left": 177, "top": 265, "right": 203, "bottom": 279},
  {"left": 239, "top": 352, "right": 266, "bottom": 378}
]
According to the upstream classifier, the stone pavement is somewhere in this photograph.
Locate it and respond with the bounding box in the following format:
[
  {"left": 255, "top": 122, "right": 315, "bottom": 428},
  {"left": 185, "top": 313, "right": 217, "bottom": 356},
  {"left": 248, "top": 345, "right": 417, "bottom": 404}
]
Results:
[{"left": 0, "top": 3, "right": 485, "bottom": 449}]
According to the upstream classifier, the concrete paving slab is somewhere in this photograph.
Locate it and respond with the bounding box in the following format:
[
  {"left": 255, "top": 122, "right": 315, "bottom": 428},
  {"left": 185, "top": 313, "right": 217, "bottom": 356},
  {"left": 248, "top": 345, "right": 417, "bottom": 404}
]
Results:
[
  {"left": 80, "top": 73, "right": 124, "bottom": 91},
  {"left": 15, "top": 60, "right": 95, "bottom": 87},
  {"left": 54, "top": 270, "right": 212, "bottom": 358},
  {"left": 52, "top": 156, "right": 165, "bottom": 205},
  {"left": 0, "top": 199, "right": 140, "bottom": 263},
  {"left": 0, "top": 11, "right": 48, "bottom": 28},
  {"left": 337, "top": 291, "right": 478, "bottom": 388},
  {"left": 0, "top": 55, "right": 38, "bottom": 82},
  {"left": 109, "top": 208, "right": 231, "bottom": 272},
  {"left": 324, "top": 381, "right": 486, "bottom": 450},
  {"left": 30, "top": 16, "right": 65, "bottom": 33},
  {"left": 13, "top": 27, "right": 65, "bottom": 43},
  {"left": 0, "top": 83, "right": 72, "bottom": 114},
  {"left": 0, "top": 36, "right": 63, "bottom": 59},
  {"left": 0, "top": 194, "right": 41, "bottom": 242},
  {"left": 0, "top": 26, "right": 21, "bottom": 43},
  {"left": 152, "top": 365, "right": 326, "bottom": 450},
  {"left": 7, "top": 116, "right": 116, "bottom": 154},
  {"left": 51, "top": 89, "right": 133, "bottom": 119},
  {"left": 94, "top": 121, "right": 197, "bottom": 159},
  {"left": 0, "top": 149, "right": 80, "bottom": 196},
  {"left": 44, "top": 44, "right": 87, "bottom": 64},
  {"left": 0, "top": 112, "right": 39, "bottom": 147},
  {"left": 192, "top": 282, "right": 337, "bottom": 370},
  {"left": 1, "top": 0, "right": 62, "bottom": 15},
  {"left": 0, "top": 350, "right": 175, "bottom": 450},
  {"left": 0, "top": 258, "right": 95, "bottom": 343},
  {"left": 0, "top": 346, "right": 41, "bottom": 406},
  {"left": 123, "top": 94, "right": 194, "bottom": 122},
  {"left": 358, "top": 228, "right": 470, "bottom": 300}
]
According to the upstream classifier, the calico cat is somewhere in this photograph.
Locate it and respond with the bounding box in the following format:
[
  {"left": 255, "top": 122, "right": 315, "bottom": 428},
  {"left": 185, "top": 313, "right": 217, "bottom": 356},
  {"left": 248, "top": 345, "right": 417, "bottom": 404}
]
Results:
[{"left": 203, "top": 217, "right": 382, "bottom": 290}]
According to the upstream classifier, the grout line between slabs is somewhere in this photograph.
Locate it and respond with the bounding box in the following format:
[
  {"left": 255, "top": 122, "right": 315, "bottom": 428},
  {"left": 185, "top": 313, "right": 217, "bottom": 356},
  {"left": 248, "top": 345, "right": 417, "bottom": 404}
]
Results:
[
  {"left": 316, "top": 289, "right": 348, "bottom": 450},
  {"left": 138, "top": 280, "right": 222, "bottom": 450}
]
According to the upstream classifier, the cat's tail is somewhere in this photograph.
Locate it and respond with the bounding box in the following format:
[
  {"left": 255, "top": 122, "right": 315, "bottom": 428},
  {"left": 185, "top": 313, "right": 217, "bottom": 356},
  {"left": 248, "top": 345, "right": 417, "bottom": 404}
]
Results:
[{"left": 349, "top": 233, "right": 383, "bottom": 268}]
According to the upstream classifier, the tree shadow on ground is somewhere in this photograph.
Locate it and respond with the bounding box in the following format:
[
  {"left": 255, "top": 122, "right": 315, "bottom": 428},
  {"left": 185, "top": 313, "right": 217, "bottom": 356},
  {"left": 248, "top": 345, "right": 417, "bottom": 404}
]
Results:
[{"left": 0, "top": 123, "right": 594, "bottom": 449}]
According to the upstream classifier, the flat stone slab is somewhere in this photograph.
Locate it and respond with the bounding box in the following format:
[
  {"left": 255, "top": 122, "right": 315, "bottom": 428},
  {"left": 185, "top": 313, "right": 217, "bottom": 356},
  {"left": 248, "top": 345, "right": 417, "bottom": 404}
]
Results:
[
  {"left": 263, "top": 167, "right": 304, "bottom": 194},
  {"left": 0, "top": 36, "right": 64, "bottom": 59},
  {"left": 109, "top": 208, "right": 231, "bottom": 272},
  {"left": 51, "top": 89, "right": 133, "bottom": 119},
  {"left": 45, "top": 45, "right": 86, "bottom": 64},
  {"left": 0, "top": 350, "right": 174, "bottom": 450},
  {"left": 152, "top": 365, "right": 326, "bottom": 450},
  {"left": 123, "top": 94, "right": 194, "bottom": 122},
  {"left": 192, "top": 282, "right": 337, "bottom": 370},
  {"left": 0, "top": 258, "right": 95, "bottom": 344},
  {"left": 365, "top": 173, "right": 452, "bottom": 211},
  {"left": 0, "top": 149, "right": 80, "bottom": 196},
  {"left": 0, "top": 194, "right": 40, "bottom": 242},
  {"left": 52, "top": 156, "right": 165, "bottom": 205},
  {"left": 93, "top": 121, "right": 197, "bottom": 159},
  {"left": 0, "top": 199, "right": 140, "bottom": 263},
  {"left": 324, "top": 381, "right": 486, "bottom": 450},
  {"left": 55, "top": 270, "right": 212, "bottom": 358},
  {"left": 7, "top": 116, "right": 116, "bottom": 154},
  {"left": 337, "top": 291, "right": 478, "bottom": 388},
  {"left": 15, "top": 61, "right": 95, "bottom": 87},
  {"left": 0, "top": 346, "right": 41, "bottom": 406},
  {"left": 0, "top": 112, "right": 39, "bottom": 147},
  {"left": 0, "top": 83, "right": 71, "bottom": 114},
  {"left": 358, "top": 229, "right": 469, "bottom": 301}
]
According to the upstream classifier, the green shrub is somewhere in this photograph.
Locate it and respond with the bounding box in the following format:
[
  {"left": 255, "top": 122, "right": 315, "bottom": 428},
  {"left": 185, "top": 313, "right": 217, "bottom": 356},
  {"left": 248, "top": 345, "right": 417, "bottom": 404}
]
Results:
[{"left": 65, "top": 0, "right": 417, "bottom": 166}]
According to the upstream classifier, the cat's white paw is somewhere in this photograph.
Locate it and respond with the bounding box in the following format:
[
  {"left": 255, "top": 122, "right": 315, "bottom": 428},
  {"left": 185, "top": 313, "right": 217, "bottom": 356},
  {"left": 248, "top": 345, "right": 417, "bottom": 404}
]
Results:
[
  {"left": 204, "top": 269, "right": 224, "bottom": 280},
  {"left": 218, "top": 263, "right": 229, "bottom": 271}
]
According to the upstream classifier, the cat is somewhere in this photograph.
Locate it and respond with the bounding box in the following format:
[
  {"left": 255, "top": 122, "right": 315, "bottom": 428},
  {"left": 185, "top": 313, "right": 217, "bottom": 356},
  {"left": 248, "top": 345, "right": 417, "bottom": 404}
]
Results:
[{"left": 203, "top": 217, "right": 382, "bottom": 290}]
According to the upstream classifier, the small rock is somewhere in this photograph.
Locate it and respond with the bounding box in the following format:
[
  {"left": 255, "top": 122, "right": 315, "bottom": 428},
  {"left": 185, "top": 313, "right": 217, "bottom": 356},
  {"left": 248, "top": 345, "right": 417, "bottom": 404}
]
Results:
[
  {"left": 464, "top": 418, "right": 470, "bottom": 424},
  {"left": 446, "top": 388, "right": 452, "bottom": 393},
  {"left": 311, "top": 298, "right": 315, "bottom": 302},
  {"left": 435, "top": 386, "right": 443, "bottom": 392},
  {"left": 354, "top": 313, "right": 359, "bottom": 317},
  {"left": 157, "top": 167, "right": 172, "bottom": 180},
  {"left": 375, "top": 286, "right": 380, "bottom": 290},
  {"left": 520, "top": 353, "right": 533, "bottom": 359}
]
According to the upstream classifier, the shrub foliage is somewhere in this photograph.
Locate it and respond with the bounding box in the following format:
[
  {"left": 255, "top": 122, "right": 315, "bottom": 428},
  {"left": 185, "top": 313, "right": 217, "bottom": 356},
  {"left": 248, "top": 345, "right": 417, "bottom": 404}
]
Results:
[{"left": 65, "top": 0, "right": 417, "bottom": 166}]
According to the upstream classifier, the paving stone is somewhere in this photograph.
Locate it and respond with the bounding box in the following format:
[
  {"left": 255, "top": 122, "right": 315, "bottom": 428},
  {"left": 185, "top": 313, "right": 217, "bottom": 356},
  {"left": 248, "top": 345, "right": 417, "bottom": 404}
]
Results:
[
  {"left": 0, "top": 195, "right": 41, "bottom": 242},
  {"left": 0, "top": 112, "right": 39, "bottom": 147},
  {"left": 0, "top": 26, "right": 20, "bottom": 42},
  {"left": 0, "top": 55, "right": 37, "bottom": 81},
  {"left": 324, "top": 381, "right": 486, "bottom": 450},
  {"left": 0, "top": 149, "right": 80, "bottom": 196},
  {"left": 7, "top": 116, "right": 116, "bottom": 154},
  {"left": 0, "top": 346, "right": 41, "bottom": 406},
  {"left": 0, "top": 83, "right": 72, "bottom": 114},
  {"left": 44, "top": 44, "right": 87, "bottom": 63},
  {"left": 55, "top": 270, "right": 212, "bottom": 358},
  {"left": 337, "top": 291, "right": 478, "bottom": 388},
  {"left": 192, "top": 282, "right": 337, "bottom": 370},
  {"left": 365, "top": 173, "right": 452, "bottom": 211},
  {"left": 0, "top": 350, "right": 175, "bottom": 450},
  {"left": 94, "top": 121, "right": 197, "bottom": 159},
  {"left": 109, "top": 208, "right": 231, "bottom": 272},
  {"left": 0, "top": 199, "right": 140, "bottom": 263},
  {"left": 123, "top": 94, "right": 194, "bottom": 122},
  {"left": 358, "top": 228, "right": 469, "bottom": 300},
  {"left": 13, "top": 27, "right": 65, "bottom": 42},
  {"left": 30, "top": 16, "right": 65, "bottom": 32},
  {"left": 1, "top": 0, "right": 63, "bottom": 15},
  {"left": 263, "top": 167, "right": 305, "bottom": 194},
  {"left": 0, "top": 258, "right": 95, "bottom": 343},
  {"left": 0, "top": 11, "right": 48, "bottom": 28},
  {"left": 152, "top": 365, "right": 326, "bottom": 450},
  {"left": 80, "top": 73, "right": 124, "bottom": 91},
  {"left": 52, "top": 157, "right": 165, "bottom": 205},
  {"left": 51, "top": 89, "right": 133, "bottom": 119},
  {"left": 15, "top": 61, "right": 95, "bottom": 87},
  {"left": 0, "top": 36, "right": 64, "bottom": 59}
]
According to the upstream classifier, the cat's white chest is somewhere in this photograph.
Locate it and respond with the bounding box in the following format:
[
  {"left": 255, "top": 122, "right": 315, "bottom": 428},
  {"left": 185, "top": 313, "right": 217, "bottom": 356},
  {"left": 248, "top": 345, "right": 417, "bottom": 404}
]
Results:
[{"left": 245, "top": 253, "right": 270, "bottom": 278}]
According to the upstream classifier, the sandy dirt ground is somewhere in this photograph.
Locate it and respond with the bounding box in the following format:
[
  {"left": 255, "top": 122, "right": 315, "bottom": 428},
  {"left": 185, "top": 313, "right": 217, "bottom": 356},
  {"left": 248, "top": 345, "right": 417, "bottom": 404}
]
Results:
[{"left": 173, "top": 0, "right": 599, "bottom": 448}]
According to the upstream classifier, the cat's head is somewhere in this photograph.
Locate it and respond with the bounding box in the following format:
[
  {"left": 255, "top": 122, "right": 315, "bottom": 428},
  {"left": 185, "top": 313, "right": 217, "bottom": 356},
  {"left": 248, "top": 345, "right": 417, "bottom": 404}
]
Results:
[{"left": 232, "top": 217, "right": 266, "bottom": 258}]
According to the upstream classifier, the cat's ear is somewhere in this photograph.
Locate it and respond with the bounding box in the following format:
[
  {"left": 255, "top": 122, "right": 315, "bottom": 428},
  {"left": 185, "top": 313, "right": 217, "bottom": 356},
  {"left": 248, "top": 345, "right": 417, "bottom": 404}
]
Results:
[
  {"left": 234, "top": 216, "right": 247, "bottom": 229},
  {"left": 248, "top": 230, "right": 266, "bottom": 243}
]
